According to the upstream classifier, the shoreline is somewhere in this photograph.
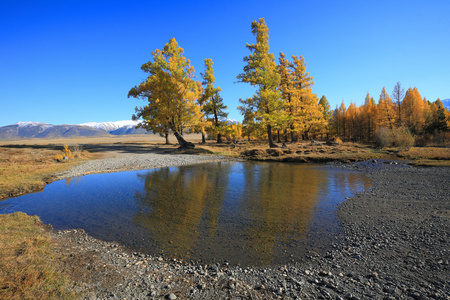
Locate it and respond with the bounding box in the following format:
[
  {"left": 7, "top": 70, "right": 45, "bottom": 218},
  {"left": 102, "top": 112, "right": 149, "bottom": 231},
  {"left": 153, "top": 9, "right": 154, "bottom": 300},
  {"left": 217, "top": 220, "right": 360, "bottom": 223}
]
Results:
[
  {"left": 54, "top": 152, "right": 232, "bottom": 180},
  {"left": 1, "top": 146, "right": 448, "bottom": 299},
  {"left": 43, "top": 156, "right": 449, "bottom": 299}
]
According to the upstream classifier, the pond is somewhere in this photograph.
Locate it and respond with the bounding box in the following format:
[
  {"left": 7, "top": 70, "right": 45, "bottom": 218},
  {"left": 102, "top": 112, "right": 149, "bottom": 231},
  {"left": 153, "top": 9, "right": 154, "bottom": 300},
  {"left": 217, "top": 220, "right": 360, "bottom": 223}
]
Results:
[{"left": 0, "top": 161, "right": 370, "bottom": 266}]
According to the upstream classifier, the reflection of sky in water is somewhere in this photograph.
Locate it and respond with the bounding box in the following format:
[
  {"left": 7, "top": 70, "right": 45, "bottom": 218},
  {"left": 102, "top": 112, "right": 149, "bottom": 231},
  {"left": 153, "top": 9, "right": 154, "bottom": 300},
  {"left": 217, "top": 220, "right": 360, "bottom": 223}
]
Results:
[{"left": 0, "top": 162, "right": 369, "bottom": 266}]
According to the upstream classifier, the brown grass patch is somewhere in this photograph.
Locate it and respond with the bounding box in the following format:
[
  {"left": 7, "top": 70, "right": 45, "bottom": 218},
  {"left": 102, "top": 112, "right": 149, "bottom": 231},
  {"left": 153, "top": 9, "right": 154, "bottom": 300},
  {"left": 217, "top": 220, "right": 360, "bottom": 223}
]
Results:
[
  {"left": 397, "top": 147, "right": 450, "bottom": 166},
  {"left": 0, "top": 145, "right": 96, "bottom": 200},
  {"left": 0, "top": 212, "right": 75, "bottom": 299},
  {"left": 398, "top": 147, "right": 450, "bottom": 160},
  {"left": 200, "top": 140, "right": 382, "bottom": 162}
]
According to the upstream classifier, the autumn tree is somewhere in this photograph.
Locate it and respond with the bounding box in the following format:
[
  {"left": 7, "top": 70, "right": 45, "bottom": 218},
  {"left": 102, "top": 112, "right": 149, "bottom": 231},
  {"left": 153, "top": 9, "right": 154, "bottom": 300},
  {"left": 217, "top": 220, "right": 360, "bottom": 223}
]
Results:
[
  {"left": 319, "top": 95, "right": 332, "bottom": 120},
  {"left": 195, "top": 81, "right": 208, "bottom": 144},
  {"left": 361, "top": 92, "right": 377, "bottom": 141},
  {"left": 287, "top": 54, "right": 317, "bottom": 140},
  {"left": 331, "top": 100, "right": 347, "bottom": 139},
  {"left": 277, "top": 52, "right": 322, "bottom": 141},
  {"left": 377, "top": 87, "right": 396, "bottom": 129},
  {"left": 128, "top": 38, "right": 201, "bottom": 148},
  {"left": 238, "top": 106, "right": 259, "bottom": 141},
  {"left": 425, "top": 98, "right": 448, "bottom": 134},
  {"left": 318, "top": 95, "right": 332, "bottom": 139},
  {"left": 391, "top": 82, "right": 405, "bottom": 126},
  {"left": 277, "top": 52, "right": 295, "bottom": 141},
  {"left": 237, "top": 18, "right": 285, "bottom": 148},
  {"left": 201, "top": 58, "right": 228, "bottom": 143},
  {"left": 401, "top": 87, "right": 425, "bottom": 134}
]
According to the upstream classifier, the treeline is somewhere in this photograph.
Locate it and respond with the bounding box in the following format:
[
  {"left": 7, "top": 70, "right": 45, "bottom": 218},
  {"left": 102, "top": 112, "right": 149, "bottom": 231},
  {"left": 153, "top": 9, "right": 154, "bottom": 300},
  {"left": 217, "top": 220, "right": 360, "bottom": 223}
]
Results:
[
  {"left": 235, "top": 18, "right": 450, "bottom": 147},
  {"left": 128, "top": 18, "right": 449, "bottom": 148},
  {"left": 330, "top": 86, "right": 450, "bottom": 146}
]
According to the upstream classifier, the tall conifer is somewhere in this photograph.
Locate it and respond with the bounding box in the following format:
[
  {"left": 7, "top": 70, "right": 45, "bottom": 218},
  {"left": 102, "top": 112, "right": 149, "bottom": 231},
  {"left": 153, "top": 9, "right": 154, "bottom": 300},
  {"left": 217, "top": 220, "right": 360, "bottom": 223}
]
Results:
[{"left": 237, "top": 18, "right": 285, "bottom": 148}]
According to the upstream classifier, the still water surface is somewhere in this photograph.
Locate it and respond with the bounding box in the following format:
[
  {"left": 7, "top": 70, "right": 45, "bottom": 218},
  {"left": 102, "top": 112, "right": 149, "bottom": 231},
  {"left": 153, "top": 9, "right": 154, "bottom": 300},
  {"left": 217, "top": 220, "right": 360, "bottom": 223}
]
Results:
[{"left": 0, "top": 161, "right": 370, "bottom": 266}]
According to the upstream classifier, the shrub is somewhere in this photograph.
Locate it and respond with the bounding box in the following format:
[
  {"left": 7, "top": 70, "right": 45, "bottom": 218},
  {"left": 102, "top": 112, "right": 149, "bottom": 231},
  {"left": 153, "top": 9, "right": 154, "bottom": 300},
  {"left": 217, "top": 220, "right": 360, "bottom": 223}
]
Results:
[
  {"left": 391, "top": 126, "right": 415, "bottom": 150},
  {"left": 54, "top": 144, "right": 74, "bottom": 162},
  {"left": 374, "top": 127, "right": 392, "bottom": 148},
  {"left": 434, "top": 131, "right": 450, "bottom": 147},
  {"left": 70, "top": 144, "right": 83, "bottom": 158}
]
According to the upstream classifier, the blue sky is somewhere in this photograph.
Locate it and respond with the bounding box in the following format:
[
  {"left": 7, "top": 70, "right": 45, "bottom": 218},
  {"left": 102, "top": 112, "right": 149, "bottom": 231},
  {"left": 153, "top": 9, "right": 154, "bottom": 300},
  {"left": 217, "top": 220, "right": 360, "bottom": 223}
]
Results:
[{"left": 1, "top": 0, "right": 449, "bottom": 127}]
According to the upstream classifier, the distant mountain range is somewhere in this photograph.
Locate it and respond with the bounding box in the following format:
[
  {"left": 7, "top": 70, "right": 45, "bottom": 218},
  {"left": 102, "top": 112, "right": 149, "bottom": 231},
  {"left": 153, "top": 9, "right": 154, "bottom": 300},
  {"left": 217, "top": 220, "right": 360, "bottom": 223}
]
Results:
[
  {"left": 0, "top": 120, "right": 148, "bottom": 141},
  {"left": 0, "top": 119, "right": 239, "bottom": 141}
]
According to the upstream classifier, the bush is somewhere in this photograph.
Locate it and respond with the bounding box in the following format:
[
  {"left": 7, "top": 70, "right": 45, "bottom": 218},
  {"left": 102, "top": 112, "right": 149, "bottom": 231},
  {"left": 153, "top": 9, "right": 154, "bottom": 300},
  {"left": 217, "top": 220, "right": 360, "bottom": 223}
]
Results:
[
  {"left": 375, "top": 126, "right": 415, "bottom": 150},
  {"left": 54, "top": 144, "right": 75, "bottom": 162},
  {"left": 375, "top": 127, "right": 392, "bottom": 148},
  {"left": 391, "top": 126, "right": 415, "bottom": 150},
  {"left": 433, "top": 131, "right": 450, "bottom": 147},
  {"left": 70, "top": 144, "right": 83, "bottom": 158}
]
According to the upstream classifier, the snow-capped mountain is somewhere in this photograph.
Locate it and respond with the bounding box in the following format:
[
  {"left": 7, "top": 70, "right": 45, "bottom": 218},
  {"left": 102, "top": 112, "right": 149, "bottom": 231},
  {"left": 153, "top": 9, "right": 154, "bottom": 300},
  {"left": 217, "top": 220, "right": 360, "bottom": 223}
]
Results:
[
  {"left": 80, "top": 120, "right": 141, "bottom": 132},
  {"left": 16, "top": 121, "right": 53, "bottom": 129},
  {"left": 0, "top": 120, "right": 150, "bottom": 140},
  {"left": 223, "top": 118, "right": 239, "bottom": 125},
  {"left": 0, "top": 119, "right": 242, "bottom": 140}
]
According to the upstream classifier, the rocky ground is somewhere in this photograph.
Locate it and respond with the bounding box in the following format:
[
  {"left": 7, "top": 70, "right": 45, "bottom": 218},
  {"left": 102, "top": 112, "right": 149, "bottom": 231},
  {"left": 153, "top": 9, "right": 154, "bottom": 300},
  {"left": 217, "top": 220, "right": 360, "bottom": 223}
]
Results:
[{"left": 48, "top": 154, "right": 449, "bottom": 299}]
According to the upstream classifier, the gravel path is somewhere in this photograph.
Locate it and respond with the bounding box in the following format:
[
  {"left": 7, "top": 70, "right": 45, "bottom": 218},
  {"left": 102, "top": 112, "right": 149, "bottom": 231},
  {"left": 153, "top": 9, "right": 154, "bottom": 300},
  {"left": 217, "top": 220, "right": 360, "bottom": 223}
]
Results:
[
  {"left": 49, "top": 158, "right": 449, "bottom": 299},
  {"left": 56, "top": 153, "right": 230, "bottom": 179}
]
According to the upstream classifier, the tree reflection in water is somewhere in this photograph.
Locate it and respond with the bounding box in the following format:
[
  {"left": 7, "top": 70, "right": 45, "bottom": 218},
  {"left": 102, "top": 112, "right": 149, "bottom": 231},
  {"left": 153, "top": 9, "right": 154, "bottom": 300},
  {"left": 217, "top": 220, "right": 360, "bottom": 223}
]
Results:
[{"left": 133, "top": 162, "right": 368, "bottom": 266}]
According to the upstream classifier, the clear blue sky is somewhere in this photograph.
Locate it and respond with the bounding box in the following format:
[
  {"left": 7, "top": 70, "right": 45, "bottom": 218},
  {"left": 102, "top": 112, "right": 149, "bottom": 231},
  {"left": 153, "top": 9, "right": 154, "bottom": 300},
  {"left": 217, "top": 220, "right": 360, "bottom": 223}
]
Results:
[{"left": 1, "top": 0, "right": 449, "bottom": 127}]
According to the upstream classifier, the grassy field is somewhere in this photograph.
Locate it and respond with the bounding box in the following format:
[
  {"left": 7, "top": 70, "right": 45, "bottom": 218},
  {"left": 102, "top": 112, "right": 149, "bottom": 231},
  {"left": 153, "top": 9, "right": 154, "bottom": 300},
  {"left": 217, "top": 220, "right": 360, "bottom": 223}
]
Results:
[
  {"left": 0, "top": 212, "right": 75, "bottom": 299},
  {"left": 0, "top": 144, "right": 99, "bottom": 200},
  {"left": 0, "top": 135, "right": 449, "bottom": 298}
]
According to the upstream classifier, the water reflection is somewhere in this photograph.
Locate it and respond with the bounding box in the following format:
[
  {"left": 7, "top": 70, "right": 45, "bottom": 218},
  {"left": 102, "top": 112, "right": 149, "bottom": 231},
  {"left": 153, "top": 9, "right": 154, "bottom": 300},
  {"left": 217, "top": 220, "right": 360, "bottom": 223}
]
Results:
[
  {"left": 132, "top": 162, "right": 368, "bottom": 265},
  {"left": 0, "top": 161, "right": 370, "bottom": 266},
  {"left": 134, "top": 163, "right": 230, "bottom": 258}
]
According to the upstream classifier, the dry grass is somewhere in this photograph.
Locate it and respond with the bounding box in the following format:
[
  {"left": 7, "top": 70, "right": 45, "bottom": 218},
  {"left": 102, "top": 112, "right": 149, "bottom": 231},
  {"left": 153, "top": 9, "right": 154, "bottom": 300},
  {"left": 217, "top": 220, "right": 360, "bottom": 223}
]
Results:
[
  {"left": 398, "top": 147, "right": 450, "bottom": 160},
  {"left": 200, "top": 140, "right": 450, "bottom": 166},
  {"left": 201, "top": 140, "right": 383, "bottom": 162},
  {"left": 0, "top": 145, "right": 97, "bottom": 200},
  {"left": 398, "top": 147, "right": 450, "bottom": 166},
  {"left": 0, "top": 212, "right": 75, "bottom": 299}
]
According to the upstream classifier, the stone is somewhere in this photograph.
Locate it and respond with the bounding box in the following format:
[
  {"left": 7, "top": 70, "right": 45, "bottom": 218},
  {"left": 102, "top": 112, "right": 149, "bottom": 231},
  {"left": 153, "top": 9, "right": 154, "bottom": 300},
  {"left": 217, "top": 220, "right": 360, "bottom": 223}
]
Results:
[{"left": 167, "top": 293, "right": 177, "bottom": 300}]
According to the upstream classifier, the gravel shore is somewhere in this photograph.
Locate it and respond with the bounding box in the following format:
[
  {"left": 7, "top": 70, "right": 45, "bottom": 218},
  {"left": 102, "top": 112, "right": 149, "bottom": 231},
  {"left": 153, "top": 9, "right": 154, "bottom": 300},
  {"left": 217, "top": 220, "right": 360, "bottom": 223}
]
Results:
[
  {"left": 49, "top": 155, "right": 449, "bottom": 299},
  {"left": 55, "top": 153, "right": 230, "bottom": 179}
]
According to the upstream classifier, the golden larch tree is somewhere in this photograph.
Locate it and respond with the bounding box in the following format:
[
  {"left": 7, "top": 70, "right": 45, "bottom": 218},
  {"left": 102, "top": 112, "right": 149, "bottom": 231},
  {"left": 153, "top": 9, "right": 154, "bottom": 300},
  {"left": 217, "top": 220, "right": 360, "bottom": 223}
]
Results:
[
  {"left": 201, "top": 58, "right": 228, "bottom": 143},
  {"left": 401, "top": 87, "right": 425, "bottom": 134},
  {"left": 237, "top": 18, "right": 286, "bottom": 148},
  {"left": 377, "top": 87, "right": 396, "bottom": 129},
  {"left": 128, "top": 38, "right": 201, "bottom": 148}
]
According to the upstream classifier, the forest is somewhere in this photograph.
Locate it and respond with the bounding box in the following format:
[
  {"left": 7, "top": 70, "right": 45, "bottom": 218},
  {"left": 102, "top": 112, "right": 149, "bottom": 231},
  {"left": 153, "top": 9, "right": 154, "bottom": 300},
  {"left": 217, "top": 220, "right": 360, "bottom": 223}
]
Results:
[{"left": 128, "top": 18, "right": 450, "bottom": 149}]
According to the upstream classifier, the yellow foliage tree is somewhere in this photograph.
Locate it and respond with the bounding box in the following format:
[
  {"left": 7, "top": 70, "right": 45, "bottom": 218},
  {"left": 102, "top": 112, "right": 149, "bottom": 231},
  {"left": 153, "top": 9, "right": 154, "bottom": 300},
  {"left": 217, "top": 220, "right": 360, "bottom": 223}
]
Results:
[
  {"left": 401, "top": 87, "right": 425, "bottom": 134},
  {"left": 128, "top": 38, "right": 201, "bottom": 148},
  {"left": 237, "top": 18, "right": 286, "bottom": 148},
  {"left": 377, "top": 87, "right": 396, "bottom": 129},
  {"left": 361, "top": 92, "right": 377, "bottom": 141}
]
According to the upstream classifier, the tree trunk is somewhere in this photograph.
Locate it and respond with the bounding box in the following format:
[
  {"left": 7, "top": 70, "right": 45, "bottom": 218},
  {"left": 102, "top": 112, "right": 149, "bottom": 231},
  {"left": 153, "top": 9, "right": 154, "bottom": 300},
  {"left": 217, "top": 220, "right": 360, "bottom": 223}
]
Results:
[
  {"left": 201, "top": 127, "right": 206, "bottom": 144},
  {"left": 267, "top": 125, "right": 278, "bottom": 148},
  {"left": 174, "top": 131, "right": 195, "bottom": 148},
  {"left": 291, "top": 131, "right": 297, "bottom": 143},
  {"left": 217, "top": 133, "right": 222, "bottom": 143},
  {"left": 277, "top": 130, "right": 281, "bottom": 143},
  {"left": 290, "top": 124, "right": 297, "bottom": 142},
  {"left": 165, "top": 132, "right": 170, "bottom": 145}
]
